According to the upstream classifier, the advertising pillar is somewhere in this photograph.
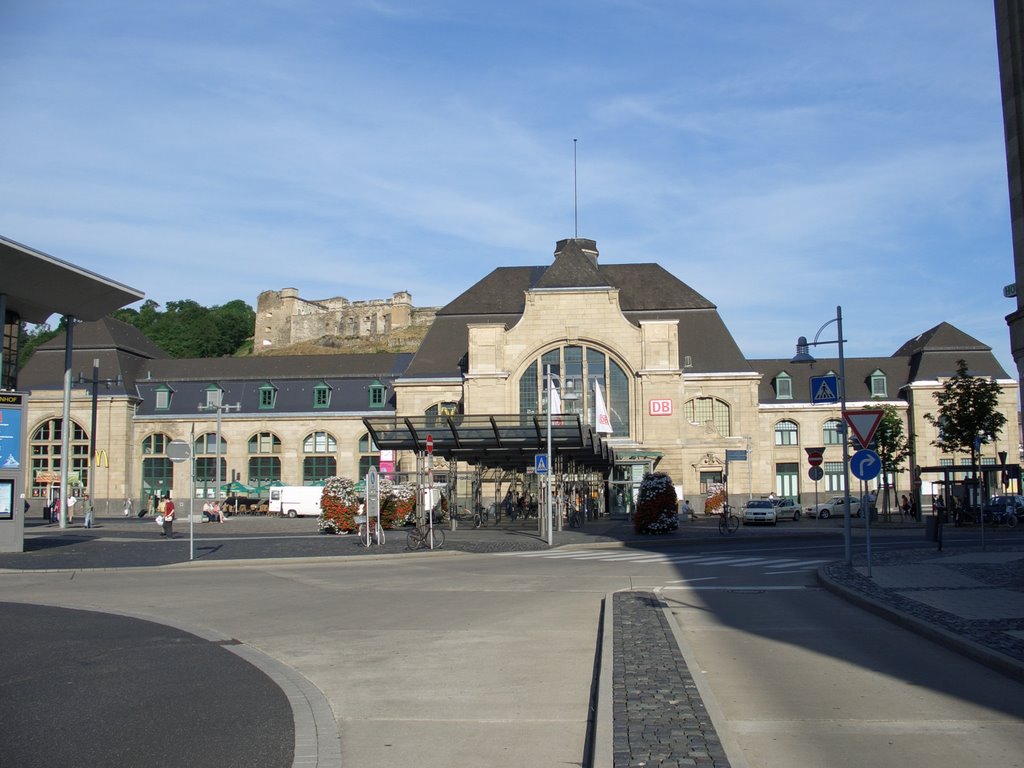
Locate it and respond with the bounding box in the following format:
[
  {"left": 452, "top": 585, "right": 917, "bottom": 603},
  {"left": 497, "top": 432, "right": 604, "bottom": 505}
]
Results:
[{"left": 0, "top": 392, "right": 26, "bottom": 553}]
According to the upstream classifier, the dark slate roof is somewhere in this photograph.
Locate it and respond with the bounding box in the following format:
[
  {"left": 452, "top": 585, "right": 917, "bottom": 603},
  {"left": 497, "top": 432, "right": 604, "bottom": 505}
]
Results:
[
  {"left": 19, "top": 318, "right": 168, "bottom": 397},
  {"left": 893, "top": 322, "right": 1010, "bottom": 381},
  {"left": 406, "top": 238, "right": 742, "bottom": 377},
  {"left": 750, "top": 357, "right": 909, "bottom": 404},
  {"left": 750, "top": 321, "right": 1010, "bottom": 404},
  {"left": 134, "top": 353, "right": 413, "bottom": 416}
]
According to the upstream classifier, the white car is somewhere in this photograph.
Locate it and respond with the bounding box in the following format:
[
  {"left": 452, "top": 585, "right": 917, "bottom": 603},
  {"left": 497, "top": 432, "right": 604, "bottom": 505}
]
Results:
[
  {"left": 743, "top": 499, "right": 777, "bottom": 525},
  {"left": 805, "top": 495, "right": 861, "bottom": 519},
  {"left": 772, "top": 497, "right": 802, "bottom": 522}
]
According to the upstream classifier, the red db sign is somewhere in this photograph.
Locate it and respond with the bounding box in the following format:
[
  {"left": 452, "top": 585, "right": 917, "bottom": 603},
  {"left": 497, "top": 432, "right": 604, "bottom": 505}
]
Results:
[{"left": 649, "top": 399, "right": 673, "bottom": 416}]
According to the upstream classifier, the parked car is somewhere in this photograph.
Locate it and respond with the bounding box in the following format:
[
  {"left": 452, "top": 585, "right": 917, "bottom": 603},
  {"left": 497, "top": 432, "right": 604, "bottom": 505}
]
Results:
[
  {"left": 743, "top": 499, "right": 777, "bottom": 525},
  {"left": 805, "top": 495, "right": 861, "bottom": 519},
  {"left": 771, "top": 497, "right": 802, "bottom": 521},
  {"left": 980, "top": 495, "right": 1023, "bottom": 527}
]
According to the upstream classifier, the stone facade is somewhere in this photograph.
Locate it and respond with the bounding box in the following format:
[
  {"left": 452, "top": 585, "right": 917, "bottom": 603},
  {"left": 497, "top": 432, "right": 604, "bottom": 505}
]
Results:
[
  {"left": 254, "top": 288, "right": 438, "bottom": 353},
  {"left": 16, "top": 239, "right": 1021, "bottom": 516}
]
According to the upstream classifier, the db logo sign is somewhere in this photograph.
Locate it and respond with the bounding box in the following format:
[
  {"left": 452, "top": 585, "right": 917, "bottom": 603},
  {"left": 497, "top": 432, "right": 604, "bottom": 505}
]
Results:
[{"left": 649, "top": 399, "right": 673, "bottom": 416}]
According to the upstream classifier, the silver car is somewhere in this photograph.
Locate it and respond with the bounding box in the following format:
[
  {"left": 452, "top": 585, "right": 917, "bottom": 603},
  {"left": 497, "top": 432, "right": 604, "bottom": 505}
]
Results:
[{"left": 743, "top": 499, "right": 777, "bottom": 526}]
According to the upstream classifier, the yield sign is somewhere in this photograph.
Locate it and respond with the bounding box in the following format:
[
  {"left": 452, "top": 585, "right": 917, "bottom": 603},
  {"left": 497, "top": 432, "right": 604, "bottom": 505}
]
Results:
[{"left": 844, "top": 409, "right": 884, "bottom": 448}]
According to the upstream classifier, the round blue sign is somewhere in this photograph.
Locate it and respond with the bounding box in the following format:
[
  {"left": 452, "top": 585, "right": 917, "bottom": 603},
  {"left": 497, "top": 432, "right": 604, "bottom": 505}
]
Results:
[{"left": 850, "top": 449, "right": 882, "bottom": 481}]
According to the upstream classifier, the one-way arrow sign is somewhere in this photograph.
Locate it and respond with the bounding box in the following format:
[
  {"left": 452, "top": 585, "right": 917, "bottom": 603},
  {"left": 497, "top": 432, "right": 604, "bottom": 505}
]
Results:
[{"left": 844, "top": 409, "right": 884, "bottom": 449}]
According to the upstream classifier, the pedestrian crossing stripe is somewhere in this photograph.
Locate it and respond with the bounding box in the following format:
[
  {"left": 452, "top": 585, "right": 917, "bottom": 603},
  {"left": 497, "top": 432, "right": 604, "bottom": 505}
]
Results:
[{"left": 494, "top": 551, "right": 828, "bottom": 570}]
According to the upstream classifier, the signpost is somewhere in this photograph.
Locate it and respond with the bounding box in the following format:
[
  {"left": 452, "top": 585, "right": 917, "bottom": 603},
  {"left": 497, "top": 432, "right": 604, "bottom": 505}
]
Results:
[
  {"left": 166, "top": 440, "right": 194, "bottom": 560},
  {"left": 805, "top": 446, "right": 825, "bottom": 515}
]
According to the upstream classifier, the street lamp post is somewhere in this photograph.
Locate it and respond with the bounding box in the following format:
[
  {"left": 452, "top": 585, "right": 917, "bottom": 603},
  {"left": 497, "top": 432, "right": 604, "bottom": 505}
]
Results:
[
  {"left": 198, "top": 399, "right": 241, "bottom": 511},
  {"left": 80, "top": 359, "right": 122, "bottom": 519},
  {"left": 545, "top": 364, "right": 554, "bottom": 547},
  {"left": 792, "top": 305, "right": 853, "bottom": 565}
]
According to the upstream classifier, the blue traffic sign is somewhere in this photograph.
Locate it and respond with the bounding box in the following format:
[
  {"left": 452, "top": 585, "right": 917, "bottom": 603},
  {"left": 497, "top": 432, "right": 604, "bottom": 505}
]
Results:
[
  {"left": 850, "top": 449, "right": 882, "bottom": 481},
  {"left": 535, "top": 454, "right": 549, "bottom": 474},
  {"left": 810, "top": 375, "right": 839, "bottom": 404}
]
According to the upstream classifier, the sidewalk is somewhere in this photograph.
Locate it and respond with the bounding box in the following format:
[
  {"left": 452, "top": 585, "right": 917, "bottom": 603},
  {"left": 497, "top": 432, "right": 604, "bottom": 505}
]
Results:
[{"left": 818, "top": 543, "right": 1024, "bottom": 682}]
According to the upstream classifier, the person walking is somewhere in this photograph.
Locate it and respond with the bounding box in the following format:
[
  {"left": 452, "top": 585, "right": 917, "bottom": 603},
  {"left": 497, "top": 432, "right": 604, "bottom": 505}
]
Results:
[
  {"left": 123, "top": 497, "right": 133, "bottom": 517},
  {"left": 159, "top": 494, "right": 175, "bottom": 538},
  {"left": 83, "top": 494, "right": 94, "bottom": 528},
  {"left": 899, "top": 494, "right": 910, "bottom": 520}
]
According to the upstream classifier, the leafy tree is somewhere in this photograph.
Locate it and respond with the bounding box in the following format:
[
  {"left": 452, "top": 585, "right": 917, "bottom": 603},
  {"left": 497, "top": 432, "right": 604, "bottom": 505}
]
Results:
[
  {"left": 18, "top": 321, "right": 62, "bottom": 366},
  {"left": 924, "top": 359, "right": 1007, "bottom": 501},
  {"left": 112, "top": 298, "right": 255, "bottom": 358},
  {"left": 873, "top": 404, "right": 910, "bottom": 518}
]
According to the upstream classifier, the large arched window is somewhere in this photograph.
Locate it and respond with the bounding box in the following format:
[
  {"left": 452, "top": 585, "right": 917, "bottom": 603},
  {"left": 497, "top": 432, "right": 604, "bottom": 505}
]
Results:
[
  {"left": 247, "top": 431, "right": 282, "bottom": 486},
  {"left": 29, "top": 418, "right": 89, "bottom": 498},
  {"left": 823, "top": 419, "right": 843, "bottom": 446},
  {"left": 193, "top": 432, "right": 227, "bottom": 490},
  {"left": 358, "top": 432, "right": 380, "bottom": 478},
  {"left": 683, "top": 397, "right": 731, "bottom": 436},
  {"left": 303, "top": 431, "right": 337, "bottom": 484},
  {"left": 517, "top": 344, "right": 630, "bottom": 436},
  {"left": 774, "top": 420, "right": 799, "bottom": 446},
  {"left": 141, "top": 432, "right": 173, "bottom": 500}
]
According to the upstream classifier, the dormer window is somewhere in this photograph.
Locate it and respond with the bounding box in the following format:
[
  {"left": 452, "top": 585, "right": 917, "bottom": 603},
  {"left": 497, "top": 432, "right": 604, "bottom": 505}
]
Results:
[
  {"left": 775, "top": 372, "right": 793, "bottom": 400},
  {"left": 870, "top": 369, "right": 887, "bottom": 398},
  {"left": 155, "top": 384, "right": 173, "bottom": 411},
  {"left": 369, "top": 380, "right": 386, "bottom": 409},
  {"left": 259, "top": 383, "right": 278, "bottom": 410},
  {"left": 205, "top": 384, "right": 223, "bottom": 408},
  {"left": 314, "top": 381, "right": 331, "bottom": 409}
]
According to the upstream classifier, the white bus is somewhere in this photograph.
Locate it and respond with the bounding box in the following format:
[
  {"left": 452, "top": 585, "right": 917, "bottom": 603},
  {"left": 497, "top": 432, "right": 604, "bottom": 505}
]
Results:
[{"left": 268, "top": 486, "right": 324, "bottom": 518}]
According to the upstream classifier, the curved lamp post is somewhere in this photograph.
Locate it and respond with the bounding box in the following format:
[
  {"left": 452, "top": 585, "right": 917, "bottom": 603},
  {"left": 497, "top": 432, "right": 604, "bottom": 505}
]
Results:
[{"left": 792, "top": 305, "right": 853, "bottom": 565}]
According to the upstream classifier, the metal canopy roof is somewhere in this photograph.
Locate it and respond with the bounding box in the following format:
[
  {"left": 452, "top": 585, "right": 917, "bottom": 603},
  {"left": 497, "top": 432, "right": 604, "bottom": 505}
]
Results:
[
  {"left": 1, "top": 234, "right": 145, "bottom": 324},
  {"left": 363, "top": 413, "right": 614, "bottom": 472}
]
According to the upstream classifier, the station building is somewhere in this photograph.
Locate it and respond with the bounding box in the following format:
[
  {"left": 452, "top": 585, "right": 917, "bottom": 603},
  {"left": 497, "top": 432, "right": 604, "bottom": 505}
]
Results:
[{"left": 15, "top": 237, "right": 1021, "bottom": 516}]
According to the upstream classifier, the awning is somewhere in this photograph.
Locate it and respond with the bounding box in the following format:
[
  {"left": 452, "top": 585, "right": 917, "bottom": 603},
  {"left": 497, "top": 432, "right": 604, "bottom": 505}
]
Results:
[{"left": 363, "top": 413, "right": 614, "bottom": 472}]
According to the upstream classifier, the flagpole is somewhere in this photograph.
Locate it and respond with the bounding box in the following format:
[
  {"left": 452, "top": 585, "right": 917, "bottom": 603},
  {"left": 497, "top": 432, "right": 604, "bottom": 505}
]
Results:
[{"left": 545, "top": 364, "right": 553, "bottom": 547}]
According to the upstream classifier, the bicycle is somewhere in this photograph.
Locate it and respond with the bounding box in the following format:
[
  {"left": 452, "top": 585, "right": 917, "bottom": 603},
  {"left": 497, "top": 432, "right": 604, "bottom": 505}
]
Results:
[
  {"left": 406, "top": 523, "right": 445, "bottom": 550},
  {"left": 718, "top": 504, "right": 740, "bottom": 535},
  {"left": 358, "top": 517, "right": 385, "bottom": 547},
  {"left": 472, "top": 505, "right": 487, "bottom": 528}
]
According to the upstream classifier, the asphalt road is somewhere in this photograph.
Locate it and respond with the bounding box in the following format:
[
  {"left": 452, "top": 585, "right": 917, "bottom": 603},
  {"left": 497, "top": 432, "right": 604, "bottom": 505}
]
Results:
[
  {"left": 5, "top": 530, "right": 1021, "bottom": 767},
  {"left": 0, "top": 602, "right": 293, "bottom": 768}
]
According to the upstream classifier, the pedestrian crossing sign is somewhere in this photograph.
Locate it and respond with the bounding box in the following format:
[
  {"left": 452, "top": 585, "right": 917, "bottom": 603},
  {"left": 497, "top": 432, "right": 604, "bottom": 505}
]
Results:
[
  {"left": 535, "top": 454, "right": 549, "bottom": 474},
  {"left": 810, "top": 374, "right": 839, "bottom": 404}
]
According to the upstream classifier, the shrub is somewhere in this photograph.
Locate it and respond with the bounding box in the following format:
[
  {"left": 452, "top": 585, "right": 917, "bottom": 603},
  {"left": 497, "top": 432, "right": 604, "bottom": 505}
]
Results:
[
  {"left": 318, "top": 476, "right": 418, "bottom": 533},
  {"left": 318, "top": 477, "right": 360, "bottom": 534},
  {"left": 634, "top": 472, "right": 679, "bottom": 534}
]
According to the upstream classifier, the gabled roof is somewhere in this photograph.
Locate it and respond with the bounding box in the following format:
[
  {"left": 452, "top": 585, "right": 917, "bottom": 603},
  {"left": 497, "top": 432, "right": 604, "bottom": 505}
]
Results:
[
  {"left": 407, "top": 238, "right": 742, "bottom": 378},
  {"left": 893, "top": 322, "right": 1009, "bottom": 381},
  {"left": 892, "top": 322, "right": 990, "bottom": 357}
]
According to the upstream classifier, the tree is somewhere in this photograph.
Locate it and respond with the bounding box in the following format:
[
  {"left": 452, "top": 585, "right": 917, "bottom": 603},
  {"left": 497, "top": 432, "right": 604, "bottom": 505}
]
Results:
[
  {"left": 924, "top": 359, "right": 1007, "bottom": 505},
  {"left": 873, "top": 404, "right": 910, "bottom": 519}
]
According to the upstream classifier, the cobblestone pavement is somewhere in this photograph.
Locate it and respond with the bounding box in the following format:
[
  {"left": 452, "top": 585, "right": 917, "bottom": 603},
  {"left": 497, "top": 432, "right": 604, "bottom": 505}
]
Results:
[
  {"left": 819, "top": 543, "right": 1024, "bottom": 680},
  {"left": 612, "top": 591, "right": 730, "bottom": 768}
]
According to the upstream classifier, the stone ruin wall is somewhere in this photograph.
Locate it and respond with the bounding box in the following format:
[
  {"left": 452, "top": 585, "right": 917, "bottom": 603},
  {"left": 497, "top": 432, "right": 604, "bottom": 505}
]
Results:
[{"left": 255, "top": 288, "right": 438, "bottom": 353}]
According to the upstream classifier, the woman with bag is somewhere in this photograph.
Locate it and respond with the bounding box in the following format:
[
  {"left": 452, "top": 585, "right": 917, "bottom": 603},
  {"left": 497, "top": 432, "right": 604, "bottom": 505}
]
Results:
[{"left": 158, "top": 494, "right": 175, "bottom": 538}]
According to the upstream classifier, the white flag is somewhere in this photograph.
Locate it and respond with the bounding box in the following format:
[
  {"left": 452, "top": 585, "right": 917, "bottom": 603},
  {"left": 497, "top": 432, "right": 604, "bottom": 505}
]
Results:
[
  {"left": 549, "top": 380, "right": 563, "bottom": 425},
  {"left": 594, "top": 382, "right": 613, "bottom": 434}
]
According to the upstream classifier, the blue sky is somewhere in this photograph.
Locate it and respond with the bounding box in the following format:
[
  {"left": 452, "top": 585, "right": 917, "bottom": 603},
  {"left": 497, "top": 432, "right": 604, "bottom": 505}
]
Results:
[{"left": 1, "top": 1, "right": 1016, "bottom": 375}]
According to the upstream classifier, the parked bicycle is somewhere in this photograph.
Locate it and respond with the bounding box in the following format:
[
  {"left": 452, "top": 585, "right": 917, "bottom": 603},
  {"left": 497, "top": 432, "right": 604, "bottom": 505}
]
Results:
[
  {"left": 407, "top": 523, "right": 445, "bottom": 550},
  {"left": 472, "top": 505, "right": 488, "bottom": 528},
  {"left": 718, "top": 504, "right": 740, "bottom": 535},
  {"left": 358, "top": 517, "right": 385, "bottom": 547}
]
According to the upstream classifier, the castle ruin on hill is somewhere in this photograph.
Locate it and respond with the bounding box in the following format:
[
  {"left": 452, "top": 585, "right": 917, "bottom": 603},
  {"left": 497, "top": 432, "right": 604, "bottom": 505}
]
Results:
[{"left": 254, "top": 288, "right": 439, "bottom": 354}]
